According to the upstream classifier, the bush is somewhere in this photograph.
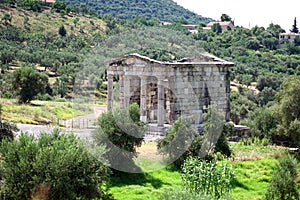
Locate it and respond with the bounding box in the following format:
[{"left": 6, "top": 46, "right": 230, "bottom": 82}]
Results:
[
  {"left": 182, "top": 157, "right": 235, "bottom": 199},
  {"left": 265, "top": 154, "right": 299, "bottom": 200},
  {"left": 157, "top": 106, "right": 232, "bottom": 168},
  {"left": 93, "top": 103, "right": 146, "bottom": 173},
  {"left": 157, "top": 117, "right": 200, "bottom": 168},
  {"left": 35, "top": 93, "right": 54, "bottom": 101},
  {"left": 0, "top": 104, "right": 18, "bottom": 142},
  {"left": 0, "top": 130, "right": 113, "bottom": 200}
]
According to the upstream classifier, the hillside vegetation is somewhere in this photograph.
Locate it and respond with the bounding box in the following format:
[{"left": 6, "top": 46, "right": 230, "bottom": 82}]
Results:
[
  {"left": 0, "top": 6, "right": 106, "bottom": 36},
  {"left": 1, "top": 1, "right": 300, "bottom": 146},
  {"left": 62, "top": 0, "right": 212, "bottom": 24}
]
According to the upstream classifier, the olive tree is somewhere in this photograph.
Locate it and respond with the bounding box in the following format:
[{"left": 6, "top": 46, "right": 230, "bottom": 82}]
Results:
[
  {"left": 11, "top": 67, "right": 48, "bottom": 103},
  {"left": 93, "top": 103, "right": 146, "bottom": 173},
  {"left": 276, "top": 76, "right": 300, "bottom": 147},
  {"left": 0, "top": 130, "right": 113, "bottom": 200}
]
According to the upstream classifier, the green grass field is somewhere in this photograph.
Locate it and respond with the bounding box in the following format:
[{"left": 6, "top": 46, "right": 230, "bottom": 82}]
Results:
[{"left": 109, "top": 142, "right": 291, "bottom": 200}]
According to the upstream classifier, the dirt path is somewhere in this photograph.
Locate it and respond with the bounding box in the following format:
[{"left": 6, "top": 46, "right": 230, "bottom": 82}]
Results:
[{"left": 61, "top": 106, "right": 107, "bottom": 128}]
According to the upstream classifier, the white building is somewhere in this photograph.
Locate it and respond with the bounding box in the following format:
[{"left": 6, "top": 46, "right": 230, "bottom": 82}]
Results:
[{"left": 279, "top": 32, "right": 300, "bottom": 45}]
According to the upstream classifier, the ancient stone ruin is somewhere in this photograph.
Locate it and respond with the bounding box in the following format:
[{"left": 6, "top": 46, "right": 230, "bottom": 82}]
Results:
[{"left": 106, "top": 53, "right": 234, "bottom": 129}]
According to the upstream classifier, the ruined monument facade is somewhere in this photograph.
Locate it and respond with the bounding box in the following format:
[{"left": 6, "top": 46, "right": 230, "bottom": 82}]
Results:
[{"left": 107, "top": 53, "right": 234, "bottom": 127}]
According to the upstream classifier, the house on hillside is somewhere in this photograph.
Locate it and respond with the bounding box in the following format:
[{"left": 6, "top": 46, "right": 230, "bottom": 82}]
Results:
[
  {"left": 181, "top": 24, "right": 198, "bottom": 34},
  {"left": 159, "top": 22, "right": 199, "bottom": 34},
  {"left": 159, "top": 22, "right": 172, "bottom": 26},
  {"left": 205, "top": 21, "right": 235, "bottom": 31},
  {"left": 279, "top": 32, "right": 300, "bottom": 46},
  {"left": 44, "top": 0, "right": 56, "bottom": 5}
]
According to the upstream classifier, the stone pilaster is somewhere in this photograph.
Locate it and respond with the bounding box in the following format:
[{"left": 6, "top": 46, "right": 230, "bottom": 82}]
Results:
[
  {"left": 107, "top": 74, "right": 113, "bottom": 111},
  {"left": 140, "top": 76, "right": 147, "bottom": 122},
  {"left": 157, "top": 77, "right": 165, "bottom": 127},
  {"left": 123, "top": 76, "right": 130, "bottom": 108}
]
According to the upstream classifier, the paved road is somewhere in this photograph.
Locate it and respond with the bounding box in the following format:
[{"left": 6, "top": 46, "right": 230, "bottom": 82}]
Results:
[
  {"left": 16, "top": 123, "right": 94, "bottom": 140},
  {"left": 16, "top": 123, "right": 163, "bottom": 141}
]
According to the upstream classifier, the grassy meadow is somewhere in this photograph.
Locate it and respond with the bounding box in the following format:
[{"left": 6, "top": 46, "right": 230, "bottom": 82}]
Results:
[{"left": 110, "top": 142, "right": 290, "bottom": 200}]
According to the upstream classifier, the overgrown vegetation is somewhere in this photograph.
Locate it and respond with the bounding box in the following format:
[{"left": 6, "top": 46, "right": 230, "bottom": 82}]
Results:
[
  {"left": 93, "top": 103, "right": 147, "bottom": 173},
  {"left": 157, "top": 106, "right": 232, "bottom": 168},
  {"left": 0, "top": 104, "right": 17, "bottom": 142},
  {"left": 265, "top": 154, "right": 299, "bottom": 200},
  {"left": 182, "top": 157, "right": 235, "bottom": 199},
  {"left": 0, "top": 130, "right": 112, "bottom": 200}
]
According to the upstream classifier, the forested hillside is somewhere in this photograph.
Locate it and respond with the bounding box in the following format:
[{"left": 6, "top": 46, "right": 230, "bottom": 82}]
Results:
[
  {"left": 62, "top": 0, "right": 212, "bottom": 24},
  {"left": 0, "top": 1, "right": 121, "bottom": 100}
]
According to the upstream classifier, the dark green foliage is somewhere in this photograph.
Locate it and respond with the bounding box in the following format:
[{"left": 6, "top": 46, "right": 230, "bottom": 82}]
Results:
[
  {"left": 20, "top": 0, "right": 41, "bottom": 12},
  {"left": 214, "top": 123, "right": 233, "bottom": 158},
  {"left": 245, "top": 38, "right": 260, "bottom": 50},
  {"left": 230, "top": 91, "right": 256, "bottom": 124},
  {"left": 61, "top": 0, "right": 212, "bottom": 24},
  {"left": 93, "top": 103, "right": 146, "bottom": 173},
  {"left": 220, "top": 14, "right": 232, "bottom": 22},
  {"left": 257, "top": 87, "right": 276, "bottom": 106},
  {"left": 0, "top": 104, "right": 17, "bottom": 142},
  {"left": 51, "top": 1, "right": 68, "bottom": 12},
  {"left": 241, "top": 107, "right": 277, "bottom": 139},
  {"left": 157, "top": 117, "right": 199, "bottom": 168},
  {"left": 11, "top": 67, "right": 49, "bottom": 103},
  {"left": 94, "top": 103, "right": 144, "bottom": 152},
  {"left": 212, "top": 23, "right": 222, "bottom": 34},
  {"left": 290, "top": 17, "right": 299, "bottom": 33},
  {"left": 0, "top": 130, "right": 113, "bottom": 200},
  {"left": 157, "top": 106, "right": 232, "bottom": 168},
  {"left": 202, "top": 105, "right": 232, "bottom": 158},
  {"left": 276, "top": 76, "right": 300, "bottom": 147},
  {"left": 256, "top": 75, "right": 282, "bottom": 91},
  {"left": 1, "top": 13, "right": 12, "bottom": 26},
  {"left": 182, "top": 157, "right": 235, "bottom": 199},
  {"left": 58, "top": 25, "right": 67, "bottom": 36},
  {"left": 265, "top": 154, "right": 299, "bottom": 200}
]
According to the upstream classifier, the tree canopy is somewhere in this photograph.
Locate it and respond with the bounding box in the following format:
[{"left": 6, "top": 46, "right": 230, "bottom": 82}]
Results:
[
  {"left": 61, "top": 0, "right": 212, "bottom": 24},
  {"left": 290, "top": 17, "right": 299, "bottom": 33},
  {"left": 12, "top": 67, "right": 49, "bottom": 103}
]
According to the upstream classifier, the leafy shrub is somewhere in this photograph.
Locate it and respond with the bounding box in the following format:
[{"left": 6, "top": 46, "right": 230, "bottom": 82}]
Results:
[
  {"left": 35, "top": 93, "right": 54, "bottom": 101},
  {"left": 0, "top": 130, "right": 113, "bottom": 200},
  {"left": 2, "top": 92, "right": 13, "bottom": 99},
  {"left": 182, "top": 157, "right": 235, "bottom": 199},
  {"left": 265, "top": 154, "right": 299, "bottom": 200},
  {"left": 93, "top": 103, "right": 146, "bottom": 173},
  {"left": 0, "top": 104, "right": 18, "bottom": 142},
  {"left": 157, "top": 117, "right": 200, "bottom": 168},
  {"left": 157, "top": 106, "right": 232, "bottom": 168}
]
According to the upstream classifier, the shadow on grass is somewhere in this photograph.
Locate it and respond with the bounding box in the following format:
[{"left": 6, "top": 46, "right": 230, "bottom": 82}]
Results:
[
  {"left": 110, "top": 171, "right": 169, "bottom": 189},
  {"left": 165, "top": 163, "right": 182, "bottom": 172},
  {"left": 233, "top": 178, "right": 249, "bottom": 190}
]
